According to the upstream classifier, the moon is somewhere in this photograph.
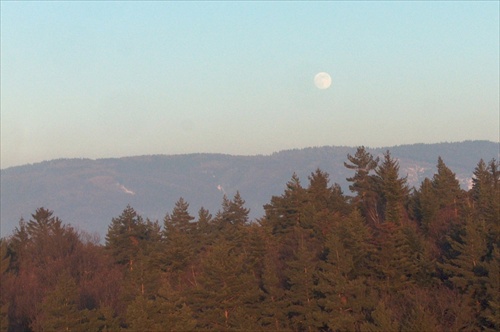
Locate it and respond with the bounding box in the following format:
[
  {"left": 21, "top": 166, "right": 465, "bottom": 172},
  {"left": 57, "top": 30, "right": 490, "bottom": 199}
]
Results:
[{"left": 314, "top": 72, "right": 332, "bottom": 89}]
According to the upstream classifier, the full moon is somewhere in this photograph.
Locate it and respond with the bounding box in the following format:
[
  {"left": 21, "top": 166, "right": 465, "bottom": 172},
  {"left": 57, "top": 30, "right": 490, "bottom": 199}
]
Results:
[{"left": 314, "top": 72, "right": 332, "bottom": 89}]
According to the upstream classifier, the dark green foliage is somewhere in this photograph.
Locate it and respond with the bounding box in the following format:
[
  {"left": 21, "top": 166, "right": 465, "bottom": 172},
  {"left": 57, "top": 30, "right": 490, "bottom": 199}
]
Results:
[
  {"left": 263, "top": 173, "right": 307, "bottom": 236},
  {"left": 411, "top": 178, "right": 439, "bottom": 235},
  {"left": 163, "top": 197, "right": 195, "bottom": 273},
  {"left": 438, "top": 216, "right": 495, "bottom": 330},
  {"left": 433, "top": 157, "right": 463, "bottom": 209},
  {"left": 0, "top": 241, "right": 10, "bottom": 332},
  {"left": 472, "top": 159, "right": 500, "bottom": 247},
  {"left": 374, "top": 151, "right": 409, "bottom": 224},
  {"left": 344, "top": 146, "right": 380, "bottom": 224},
  {"left": 105, "top": 205, "right": 147, "bottom": 268},
  {"left": 31, "top": 273, "right": 88, "bottom": 332},
  {"left": 1, "top": 149, "right": 498, "bottom": 331},
  {"left": 189, "top": 239, "right": 263, "bottom": 330},
  {"left": 482, "top": 244, "right": 500, "bottom": 331}
]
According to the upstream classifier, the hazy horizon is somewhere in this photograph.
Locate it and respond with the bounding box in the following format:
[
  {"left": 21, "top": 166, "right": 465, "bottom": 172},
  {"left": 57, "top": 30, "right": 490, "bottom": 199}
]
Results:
[
  {"left": 2, "top": 2, "right": 499, "bottom": 169},
  {"left": 1, "top": 139, "right": 498, "bottom": 171}
]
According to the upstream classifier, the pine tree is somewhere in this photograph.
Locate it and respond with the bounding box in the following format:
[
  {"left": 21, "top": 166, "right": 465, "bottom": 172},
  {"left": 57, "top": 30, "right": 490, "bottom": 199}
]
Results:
[
  {"left": 212, "top": 192, "right": 250, "bottom": 248},
  {"left": 162, "top": 198, "right": 195, "bottom": 274},
  {"left": 260, "top": 239, "right": 288, "bottom": 330},
  {"left": 262, "top": 173, "right": 308, "bottom": 236},
  {"left": 374, "top": 151, "right": 409, "bottom": 224},
  {"left": 438, "top": 216, "right": 490, "bottom": 330},
  {"left": 216, "top": 191, "right": 250, "bottom": 226},
  {"left": 416, "top": 158, "right": 464, "bottom": 246},
  {"left": 315, "top": 212, "right": 377, "bottom": 331},
  {"left": 472, "top": 159, "right": 493, "bottom": 215},
  {"left": 124, "top": 295, "right": 162, "bottom": 331},
  {"left": 305, "top": 169, "right": 350, "bottom": 239},
  {"left": 283, "top": 227, "right": 322, "bottom": 332},
  {"left": 85, "top": 305, "right": 121, "bottom": 332},
  {"left": 32, "top": 273, "right": 88, "bottom": 332},
  {"left": 124, "top": 279, "right": 197, "bottom": 331},
  {"left": 188, "top": 239, "right": 263, "bottom": 330},
  {"left": 432, "top": 157, "right": 462, "bottom": 210},
  {"left": 481, "top": 244, "right": 500, "bottom": 331},
  {"left": 6, "top": 209, "right": 83, "bottom": 331},
  {"left": 472, "top": 159, "right": 500, "bottom": 246},
  {"left": 163, "top": 197, "right": 194, "bottom": 234},
  {"left": 193, "top": 207, "right": 214, "bottom": 250},
  {"left": 106, "top": 206, "right": 161, "bottom": 301},
  {"left": 344, "top": 146, "right": 380, "bottom": 224},
  {"left": 105, "top": 205, "right": 147, "bottom": 269},
  {"left": 411, "top": 178, "right": 439, "bottom": 235},
  {"left": 361, "top": 300, "right": 399, "bottom": 332},
  {"left": 307, "top": 169, "right": 332, "bottom": 212}
]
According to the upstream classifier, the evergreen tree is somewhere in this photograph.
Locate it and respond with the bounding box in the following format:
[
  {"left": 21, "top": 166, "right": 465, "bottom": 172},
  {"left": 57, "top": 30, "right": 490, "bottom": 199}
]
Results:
[
  {"left": 472, "top": 159, "right": 493, "bottom": 216},
  {"left": 315, "top": 212, "right": 377, "bottom": 331},
  {"left": 344, "top": 146, "right": 380, "bottom": 224},
  {"left": 416, "top": 158, "right": 463, "bottom": 246},
  {"left": 438, "top": 216, "right": 491, "bottom": 330},
  {"left": 482, "top": 244, "right": 500, "bottom": 331},
  {"left": 283, "top": 227, "right": 322, "bottom": 332},
  {"left": 263, "top": 173, "right": 308, "bottom": 236},
  {"left": 260, "top": 240, "right": 288, "bottom": 330},
  {"left": 216, "top": 191, "right": 250, "bottom": 226},
  {"left": 6, "top": 208, "right": 82, "bottom": 331},
  {"left": 307, "top": 169, "right": 333, "bottom": 212},
  {"left": 106, "top": 206, "right": 161, "bottom": 302},
  {"left": 191, "top": 207, "right": 215, "bottom": 262},
  {"left": 105, "top": 205, "right": 147, "bottom": 269},
  {"left": 374, "top": 151, "right": 409, "bottom": 224},
  {"left": 0, "top": 241, "right": 10, "bottom": 332},
  {"left": 432, "top": 157, "right": 462, "bottom": 210},
  {"left": 162, "top": 198, "right": 195, "bottom": 275},
  {"left": 361, "top": 300, "right": 399, "bottom": 332},
  {"left": 411, "top": 178, "right": 439, "bottom": 235},
  {"left": 305, "top": 169, "right": 350, "bottom": 238},
  {"left": 163, "top": 197, "right": 194, "bottom": 234},
  {"left": 213, "top": 192, "right": 250, "bottom": 247},
  {"left": 189, "top": 239, "right": 263, "bottom": 330},
  {"left": 32, "top": 273, "right": 88, "bottom": 332},
  {"left": 374, "top": 223, "right": 434, "bottom": 292},
  {"left": 472, "top": 159, "right": 500, "bottom": 246}
]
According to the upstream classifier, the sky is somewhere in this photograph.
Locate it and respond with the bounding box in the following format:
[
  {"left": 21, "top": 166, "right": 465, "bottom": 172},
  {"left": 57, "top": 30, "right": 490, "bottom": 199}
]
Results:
[{"left": 1, "top": 1, "right": 499, "bottom": 169}]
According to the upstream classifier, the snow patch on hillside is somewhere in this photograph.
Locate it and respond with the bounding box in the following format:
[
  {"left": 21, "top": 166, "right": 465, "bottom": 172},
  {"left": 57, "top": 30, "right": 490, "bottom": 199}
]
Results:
[{"left": 117, "top": 183, "right": 135, "bottom": 195}]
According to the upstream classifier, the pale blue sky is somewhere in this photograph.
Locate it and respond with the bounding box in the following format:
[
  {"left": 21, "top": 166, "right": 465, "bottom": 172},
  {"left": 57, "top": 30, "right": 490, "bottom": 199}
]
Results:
[{"left": 1, "top": 1, "right": 499, "bottom": 169}]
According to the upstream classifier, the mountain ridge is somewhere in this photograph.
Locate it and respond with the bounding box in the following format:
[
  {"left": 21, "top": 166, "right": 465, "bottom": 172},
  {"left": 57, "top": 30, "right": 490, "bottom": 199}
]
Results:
[{"left": 1, "top": 140, "right": 498, "bottom": 238}]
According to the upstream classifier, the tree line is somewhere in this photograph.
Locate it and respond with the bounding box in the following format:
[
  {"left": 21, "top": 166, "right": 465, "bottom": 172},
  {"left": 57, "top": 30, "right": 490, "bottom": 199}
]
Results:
[{"left": 0, "top": 147, "right": 498, "bottom": 331}]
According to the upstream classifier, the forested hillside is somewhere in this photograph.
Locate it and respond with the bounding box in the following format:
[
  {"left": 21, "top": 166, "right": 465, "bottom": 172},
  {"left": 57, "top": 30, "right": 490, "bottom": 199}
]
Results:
[
  {"left": 1, "top": 148, "right": 498, "bottom": 331},
  {"left": 1, "top": 140, "right": 497, "bottom": 237}
]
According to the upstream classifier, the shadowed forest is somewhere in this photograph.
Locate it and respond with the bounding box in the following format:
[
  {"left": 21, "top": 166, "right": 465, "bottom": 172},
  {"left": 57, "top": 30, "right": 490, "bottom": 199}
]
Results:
[{"left": 0, "top": 147, "right": 498, "bottom": 331}]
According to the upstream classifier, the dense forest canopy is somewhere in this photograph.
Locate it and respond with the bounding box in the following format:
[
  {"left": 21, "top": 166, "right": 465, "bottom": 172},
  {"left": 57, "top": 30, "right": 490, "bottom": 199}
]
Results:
[{"left": 0, "top": 148, "right": 498, "bottom": 331}]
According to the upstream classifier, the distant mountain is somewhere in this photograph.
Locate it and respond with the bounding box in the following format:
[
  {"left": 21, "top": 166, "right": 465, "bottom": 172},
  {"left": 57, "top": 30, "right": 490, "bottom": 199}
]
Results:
[{"left": 1, "top": 141, "right": 498, "bottom": 238}]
